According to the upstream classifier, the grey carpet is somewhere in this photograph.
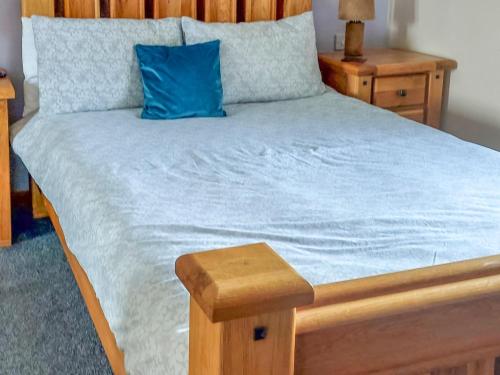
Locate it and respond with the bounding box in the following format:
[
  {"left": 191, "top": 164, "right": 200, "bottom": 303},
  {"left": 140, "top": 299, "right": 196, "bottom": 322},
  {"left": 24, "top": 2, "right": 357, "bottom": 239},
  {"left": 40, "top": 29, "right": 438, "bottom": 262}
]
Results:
[{"left": 0, "top": 210, "right": 112, "bottom": 375}]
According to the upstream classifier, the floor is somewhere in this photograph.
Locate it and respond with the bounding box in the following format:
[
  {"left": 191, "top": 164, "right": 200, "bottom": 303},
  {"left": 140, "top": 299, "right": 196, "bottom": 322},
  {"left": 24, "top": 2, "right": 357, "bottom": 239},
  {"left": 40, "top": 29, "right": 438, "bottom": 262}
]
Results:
[{"left": 0, "top": 206, "right": 112, "bottom": 375}]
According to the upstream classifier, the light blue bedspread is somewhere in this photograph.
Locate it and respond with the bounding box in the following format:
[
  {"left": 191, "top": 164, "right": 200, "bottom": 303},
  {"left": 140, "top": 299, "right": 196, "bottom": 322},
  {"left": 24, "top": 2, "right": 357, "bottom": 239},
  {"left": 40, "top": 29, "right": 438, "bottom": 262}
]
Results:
[{"left": 13, "top": 90, "right": 500, "bottom": 374}]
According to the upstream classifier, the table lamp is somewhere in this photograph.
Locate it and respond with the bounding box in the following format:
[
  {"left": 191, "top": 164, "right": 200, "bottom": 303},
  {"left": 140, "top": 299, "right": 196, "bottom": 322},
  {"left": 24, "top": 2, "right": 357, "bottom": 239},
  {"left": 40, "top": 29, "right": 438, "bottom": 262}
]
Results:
[{"left": 339, "top": 0, "right": 375, "bottom": 62}]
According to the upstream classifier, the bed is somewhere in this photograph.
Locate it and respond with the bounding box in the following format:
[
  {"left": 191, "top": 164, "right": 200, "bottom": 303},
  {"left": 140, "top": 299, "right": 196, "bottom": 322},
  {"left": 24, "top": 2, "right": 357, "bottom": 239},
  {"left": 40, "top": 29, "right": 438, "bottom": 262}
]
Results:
[{"left": 15, "top": 0, "right": 500, "bottom": 374}]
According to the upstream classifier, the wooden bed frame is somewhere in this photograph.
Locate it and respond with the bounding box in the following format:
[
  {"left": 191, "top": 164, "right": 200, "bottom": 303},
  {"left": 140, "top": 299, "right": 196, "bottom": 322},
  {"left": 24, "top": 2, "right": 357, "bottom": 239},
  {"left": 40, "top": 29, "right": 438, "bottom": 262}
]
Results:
[{"left": 22, "top": 0, "right": 500, "bottom": 374}]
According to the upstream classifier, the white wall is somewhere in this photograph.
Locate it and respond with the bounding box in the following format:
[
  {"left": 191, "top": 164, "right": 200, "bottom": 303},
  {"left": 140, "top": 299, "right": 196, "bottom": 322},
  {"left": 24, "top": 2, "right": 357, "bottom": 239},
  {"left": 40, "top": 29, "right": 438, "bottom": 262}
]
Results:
[
  {"left": 388, "top": 0, "right": 500, "bottom": 151},
  {"left": 314, "top": 0, "right": 389, "bottom": 52}
]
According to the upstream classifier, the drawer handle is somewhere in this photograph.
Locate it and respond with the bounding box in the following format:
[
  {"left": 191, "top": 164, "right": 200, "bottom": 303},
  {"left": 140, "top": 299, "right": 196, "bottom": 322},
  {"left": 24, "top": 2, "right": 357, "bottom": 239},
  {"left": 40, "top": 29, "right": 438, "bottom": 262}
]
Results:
[{"left": 397, "top": 89, "right": 408, "bottom": 97}]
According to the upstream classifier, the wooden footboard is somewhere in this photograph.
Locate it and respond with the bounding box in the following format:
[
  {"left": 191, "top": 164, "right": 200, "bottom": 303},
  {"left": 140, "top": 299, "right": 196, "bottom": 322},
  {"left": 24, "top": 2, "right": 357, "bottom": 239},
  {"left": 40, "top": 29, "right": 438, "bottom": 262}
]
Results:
[{"left": 177, "top": 243, "right": 500, "bottom": 375}]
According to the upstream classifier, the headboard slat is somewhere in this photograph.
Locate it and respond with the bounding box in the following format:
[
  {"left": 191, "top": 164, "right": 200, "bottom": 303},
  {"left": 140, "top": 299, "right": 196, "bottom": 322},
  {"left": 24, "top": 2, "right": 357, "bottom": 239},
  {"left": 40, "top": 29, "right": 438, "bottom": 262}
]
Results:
[
  {"left": 63, "top": 0, "right": 101, "bottom": 18},
  {"left": 241, "top": 0, "right": 277, "bottom": 21},
  {"left": 280, "top": 0, "right": 311, "bottom": 18},
  {"left": 110, "top": 0, "right": 146, "bottom": 18},
  {"left": 203, "top": 0, "right": 236, "bottom": 22},
  {"left": 21, "top": 0, "right": 311, "bottom": 27},
  {"left": 22, "top": 0, "right": 56, "bottom": 17},
  {"left": 152, "top": 0, "right": 197, "bottom": 18}
]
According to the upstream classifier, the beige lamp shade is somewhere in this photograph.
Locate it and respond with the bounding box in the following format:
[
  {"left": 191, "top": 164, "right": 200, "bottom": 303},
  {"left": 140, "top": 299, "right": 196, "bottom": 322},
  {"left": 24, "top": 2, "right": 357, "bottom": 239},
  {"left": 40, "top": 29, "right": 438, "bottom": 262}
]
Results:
[{"left": 339, "top": 0, "right": 375, "bottom": 21}]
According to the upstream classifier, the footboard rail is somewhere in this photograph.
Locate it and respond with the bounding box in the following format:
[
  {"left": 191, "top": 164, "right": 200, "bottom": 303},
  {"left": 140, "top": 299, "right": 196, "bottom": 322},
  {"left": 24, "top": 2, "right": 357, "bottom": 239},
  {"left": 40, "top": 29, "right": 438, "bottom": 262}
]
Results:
[
  {"left": 176, "top": 243, "right": 500, "bottom": 375},
  {"left": 296, "top": 273, "right": 500, "bottom": 374}
]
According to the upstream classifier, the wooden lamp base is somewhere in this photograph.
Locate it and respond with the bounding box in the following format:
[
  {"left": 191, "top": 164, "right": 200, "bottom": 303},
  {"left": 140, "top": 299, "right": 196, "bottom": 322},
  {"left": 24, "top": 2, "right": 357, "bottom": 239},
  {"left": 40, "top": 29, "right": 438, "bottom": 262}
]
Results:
[{"left": 343, "top": 21, "right": 366, "bottom": 62}]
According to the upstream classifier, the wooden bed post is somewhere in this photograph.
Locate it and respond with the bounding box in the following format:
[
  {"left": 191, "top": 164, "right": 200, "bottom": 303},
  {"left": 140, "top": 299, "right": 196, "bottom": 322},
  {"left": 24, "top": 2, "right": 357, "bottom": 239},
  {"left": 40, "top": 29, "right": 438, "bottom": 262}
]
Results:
[
  {"left": 30, "top": 177, "right": 49, "bottom": 219},
  {"left": 176, "top": 243, "right": 314, "bottom": 375}
]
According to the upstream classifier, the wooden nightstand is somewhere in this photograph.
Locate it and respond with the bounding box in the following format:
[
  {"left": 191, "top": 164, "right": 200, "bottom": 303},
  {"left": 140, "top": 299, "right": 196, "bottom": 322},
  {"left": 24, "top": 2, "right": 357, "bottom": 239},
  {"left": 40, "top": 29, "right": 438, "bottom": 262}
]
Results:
[
  {"left": 319, "top": 48, "right": 457, "bottom": 128},
  {"left": 0, "top": 76, "right": 15, "bottom": 247}
]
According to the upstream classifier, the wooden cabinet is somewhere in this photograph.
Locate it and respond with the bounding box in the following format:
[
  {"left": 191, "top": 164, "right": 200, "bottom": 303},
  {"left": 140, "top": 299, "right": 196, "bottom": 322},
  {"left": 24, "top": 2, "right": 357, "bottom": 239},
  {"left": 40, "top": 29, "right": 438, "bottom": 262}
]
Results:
[
  {"left": 319, "top": 48, "right": 457, "bottom": 129},
  {"left": 0, "top": 77, "right": 14, "bottom": 247}
]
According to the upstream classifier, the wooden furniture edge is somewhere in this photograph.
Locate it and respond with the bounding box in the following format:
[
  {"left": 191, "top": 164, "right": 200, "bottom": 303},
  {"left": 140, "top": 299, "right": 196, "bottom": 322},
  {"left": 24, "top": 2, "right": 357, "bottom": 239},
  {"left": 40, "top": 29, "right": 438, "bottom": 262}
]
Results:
[
  {"left": 176, "top": 243, "right": 314, "bottom": 322},
  {"left": 295, "top": 286, "right": 500, "bottom": 374},
  {"left": 21, "top": 0, "right": 309, "bottom": 22},
  {"left": 0, "top": 77, "right": 15, "bottom": 248},
  {"left": 43, "top": 196, "right": 126, "bottom": 375},
  {"left": 308, "top": 253, "right": 500, "bottom": 308},
  {"left": 0, "top": 99, "right": 11, "bottom": 248},
  {"left": 318, "top": 49, "right": 457, "bottom": 129},
  {"left": 31, "top": 178, "right": 49, "bottom": 219},
  {"left": 294, "top": 260, "right": 500, "bottom": 374},
  {"left": 297, "top": 272, "right": 500, "bottom": 333},
  {"left": 319, "top": 49, "right": 458, "bottom": 77},
  {"left": 0, "top": 78, "right": 15, "bottom": 100},
  {"left": 176, "top": 244, "right": 314, "bottom": 374},
  {"left": 21, "top": 0, "right": 55, "bottom": 17}
]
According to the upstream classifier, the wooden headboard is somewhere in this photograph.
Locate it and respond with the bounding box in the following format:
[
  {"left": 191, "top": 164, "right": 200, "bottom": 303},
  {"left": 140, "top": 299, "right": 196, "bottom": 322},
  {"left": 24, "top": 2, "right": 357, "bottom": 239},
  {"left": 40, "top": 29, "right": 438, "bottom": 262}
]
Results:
[{"left": 21, "top": 0, "right": 311, "bottom": 23}]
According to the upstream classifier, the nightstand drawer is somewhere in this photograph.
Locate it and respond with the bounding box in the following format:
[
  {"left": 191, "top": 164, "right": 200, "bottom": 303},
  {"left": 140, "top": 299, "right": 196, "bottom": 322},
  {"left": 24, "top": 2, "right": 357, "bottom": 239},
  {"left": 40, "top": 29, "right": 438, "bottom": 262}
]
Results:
[
  {"left": 393, "top": 106, "right": 425, "bottom": 123},
  {"left": 373, "top": 74, "right": 426, "bottom": 108}
]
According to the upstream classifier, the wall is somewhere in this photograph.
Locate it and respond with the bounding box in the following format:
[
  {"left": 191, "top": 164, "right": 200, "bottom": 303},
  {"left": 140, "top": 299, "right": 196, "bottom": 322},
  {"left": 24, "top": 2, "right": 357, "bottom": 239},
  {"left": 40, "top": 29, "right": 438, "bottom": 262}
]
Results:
[
  {"left": 0, "top": 0, "right": 390, "bottom": 190},
  {"left": 388, "top": 0, "right": 500, "bottom": 151},
  {"left": 0, "top": 0, "right": 23, "bottom": 122},
  {"left": 314, "top": 0, "right": 389, "bottom": 52}
]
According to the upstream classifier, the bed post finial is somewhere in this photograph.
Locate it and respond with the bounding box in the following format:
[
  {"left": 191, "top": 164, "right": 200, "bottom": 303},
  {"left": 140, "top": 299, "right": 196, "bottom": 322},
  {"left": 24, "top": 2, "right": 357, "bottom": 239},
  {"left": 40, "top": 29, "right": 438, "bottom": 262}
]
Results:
[{"left": 176, "top": 242, "right": 314, "bottom": 375}]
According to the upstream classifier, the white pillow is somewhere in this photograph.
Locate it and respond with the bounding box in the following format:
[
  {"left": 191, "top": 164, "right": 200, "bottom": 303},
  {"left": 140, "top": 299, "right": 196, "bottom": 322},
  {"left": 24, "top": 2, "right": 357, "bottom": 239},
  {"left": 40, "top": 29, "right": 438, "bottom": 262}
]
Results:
[
  {"left": 32, "top": 16, "right": 183, "bottom": 115},
  {"left": 21, "top": 17, "right": 39, "bottom": 117},
  {"left": 182, "top": 12, "right": 325, "bottom": 105}
]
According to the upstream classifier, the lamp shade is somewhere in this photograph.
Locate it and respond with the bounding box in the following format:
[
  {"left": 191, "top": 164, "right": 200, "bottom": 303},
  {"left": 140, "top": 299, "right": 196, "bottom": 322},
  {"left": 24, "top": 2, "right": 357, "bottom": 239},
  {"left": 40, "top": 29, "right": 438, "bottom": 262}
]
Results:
[{"left": 339, "top": 0, "right": 375, "bottom": 21}]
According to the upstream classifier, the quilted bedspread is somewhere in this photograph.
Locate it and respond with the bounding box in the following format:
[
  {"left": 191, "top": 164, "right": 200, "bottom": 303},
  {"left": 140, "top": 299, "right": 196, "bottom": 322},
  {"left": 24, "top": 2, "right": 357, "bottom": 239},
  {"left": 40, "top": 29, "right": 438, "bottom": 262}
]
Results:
[{"left": 13, "top": 90, "right": 500, "bottom": 374}]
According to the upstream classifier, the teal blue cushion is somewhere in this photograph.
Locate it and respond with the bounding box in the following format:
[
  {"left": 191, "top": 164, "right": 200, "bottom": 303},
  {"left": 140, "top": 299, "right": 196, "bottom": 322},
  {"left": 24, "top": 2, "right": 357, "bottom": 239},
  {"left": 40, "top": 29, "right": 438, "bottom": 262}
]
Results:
[{"left": 135, "top": 40, "right": 226, "bottom": 120}]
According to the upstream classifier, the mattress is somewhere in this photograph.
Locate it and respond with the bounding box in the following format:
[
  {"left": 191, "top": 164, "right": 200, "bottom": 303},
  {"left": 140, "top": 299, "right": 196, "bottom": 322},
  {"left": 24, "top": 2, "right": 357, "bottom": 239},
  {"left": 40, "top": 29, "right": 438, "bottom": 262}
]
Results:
[{"left": 12, "top": 90, "right": 500, "bottom": 374}]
